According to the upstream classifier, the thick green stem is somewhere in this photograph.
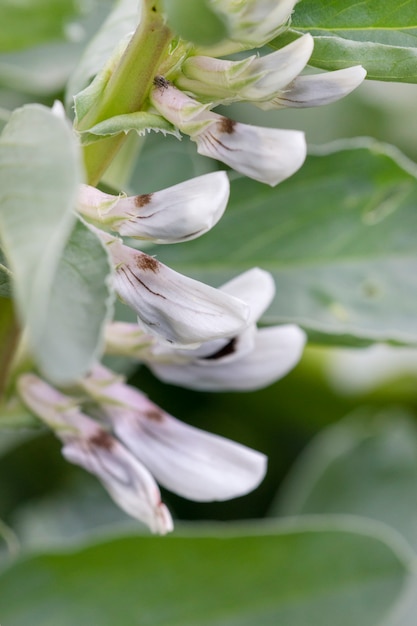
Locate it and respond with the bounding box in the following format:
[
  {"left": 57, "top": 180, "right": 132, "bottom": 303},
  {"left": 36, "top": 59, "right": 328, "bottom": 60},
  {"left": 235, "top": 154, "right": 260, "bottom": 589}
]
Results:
[
  {"left": 80, "top": 6, "right": 172, "bottom": 185},
  {"left": 0, "top": 298, "right": 20, "bottom": 400}
]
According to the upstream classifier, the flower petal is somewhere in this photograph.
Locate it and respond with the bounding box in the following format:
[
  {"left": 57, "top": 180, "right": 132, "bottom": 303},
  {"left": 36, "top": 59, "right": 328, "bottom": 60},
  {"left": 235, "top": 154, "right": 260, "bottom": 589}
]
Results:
[
  {"left": 114, "top": 406, "right": 267, "bottom": 502},
  {"left": 220, "top": 268, "right": 276, "bottom": 324},
  {"left": 205, "top": 0, "right": 298, "bottom": 53},
  {"left": 150, "top": 81, "right": 306, "bottom": 186},
  {"left": 260, "top": 65, "right": 367, "bottom": 110},
  {"left": 62, "top": 436, "right": 173, "bottom": 534},
  {"left": 83, "top": 367, "right": 267, "bottom": 502},
  {"left": 150, "top": 324, "right": 307, "bottom": 391},
  {"left": 17, "top": 374, "right": 173, "bottom": 534},
  {"left": 78, "top": 172, "right": 230, "bottom": 243},
  {"left": 101, "top": 233, "right": 250, "bottom": 346},
  {"left": 194, "top": 115, "right": 306, "bottom": 186},
  {"left": 178, "top": 35, "right": 314, "bottom": 104}
]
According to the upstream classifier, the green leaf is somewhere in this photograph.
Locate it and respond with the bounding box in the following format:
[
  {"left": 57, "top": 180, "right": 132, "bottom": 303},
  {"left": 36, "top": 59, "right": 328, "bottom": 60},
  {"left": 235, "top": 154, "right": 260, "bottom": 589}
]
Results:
[
  {"left": 151, "top": 141, "right": 417, "bottom": 344},
  {"left": 0, "top": 104, "right": 109, "bottom": 384},
  {"left": 161, "top": 0, "right": 227, "bottom": 46},
  {"left": 0, "top": 0, "right": 79, "bottom": 53},
  {"left": 78, "top": 111, "right": 179, "bottom": 146},
  {"left": 32, "top": 218, "right": 113, "bottom": 385},
  {"left": 273, "top": 408, "right": 417, "bottom": 552},
  {"left": 0, "top": 519, "right": 412, "bottom": 625},
  {"left": 275, "top": 0, "right": 417, "bottom": 82},
  {"left": 0, "top": 104, "right": 81, "bottom": 319}
]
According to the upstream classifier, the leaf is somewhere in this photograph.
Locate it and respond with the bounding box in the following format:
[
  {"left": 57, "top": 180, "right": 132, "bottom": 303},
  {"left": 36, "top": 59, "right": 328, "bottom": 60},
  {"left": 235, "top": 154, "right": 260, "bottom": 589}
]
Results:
[
  {"left": 0, "top": 104, "right": 80, "bottom": 319},
  {"left": 78, "top": 111, "right": 179, "bottom": 146},
  {"left": 0, "top": 0, "right": 79, "bottom": 53},
  {"left": 151, "top": 141, "right": 417, "bottom": 344},
  {"left": 0, "top": 104, "right": 110, "bottom": 384},
  {"left": 32, "top": 218, "right": 114, "bottom": 385},
  {"left": 272, "top": 408, "right": 417, "bottom": 553},
  {"left": 0, "top": 519, "right": 412, "bottom": 625},
  {"left": 273, "top": 0, "right": 417, "bottom": 82},
  {"left": 161, "top": 0, "right": 227, "bottom": 46}
]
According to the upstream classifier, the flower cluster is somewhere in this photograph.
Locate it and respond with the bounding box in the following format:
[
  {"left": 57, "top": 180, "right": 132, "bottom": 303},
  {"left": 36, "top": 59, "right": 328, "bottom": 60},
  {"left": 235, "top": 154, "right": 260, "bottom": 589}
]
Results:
[
  {"left": 15, "top": 0, "right": 366, "bottom": 534},
  {"left": 146, "top": 1, "right": 365, "bottom": 186}
]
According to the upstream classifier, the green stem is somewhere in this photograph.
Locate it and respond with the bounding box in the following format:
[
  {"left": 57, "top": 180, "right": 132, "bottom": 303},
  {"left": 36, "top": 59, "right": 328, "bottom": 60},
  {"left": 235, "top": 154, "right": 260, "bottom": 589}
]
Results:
[
  {"left": 0, "top": 298, "right": 20, "bottom": 400},
  {"left": 80, "top": 4, "right": 172, "bottom": 185}
]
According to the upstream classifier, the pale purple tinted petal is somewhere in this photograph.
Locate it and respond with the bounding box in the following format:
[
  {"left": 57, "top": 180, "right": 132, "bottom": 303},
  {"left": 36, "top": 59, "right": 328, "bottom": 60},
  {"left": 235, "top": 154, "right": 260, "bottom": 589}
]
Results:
[{"left": 62, "top": 433, "right": 173, "bottom": 534}]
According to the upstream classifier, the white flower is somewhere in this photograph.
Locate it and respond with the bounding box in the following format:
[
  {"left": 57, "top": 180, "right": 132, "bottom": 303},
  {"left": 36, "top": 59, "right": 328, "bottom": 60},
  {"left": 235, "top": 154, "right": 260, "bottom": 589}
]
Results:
[
  {"left": 80, "top": 364, "right": 267, "bottom": 501},
  {"left": 176, "top": 36, "right": 366, "bottom": 110},
  {"left": 77, "top": 171, "right": 230, "bottom": 243},
  {"left": 150, "top": 79, "right": 306, "bottom": 186},
  {"left": 104, "top": 268, "right": 307, "bottom": 391},
  {"left": 206, "top": 0, "right": 298, "bottom": 54},
  {"left": 96, "top": 228, "right": 250, "bottom": 347},
  {"left": 258, "top": 65, "right": 367, "bottom": 110},
  {"left": 17, "top": 374, "right": 173, "bottom": 534},
  {"left": 150, "top": 324, "right": 306, "bottom": 391},
  {"left": 177, "top": 34, "right": 314, "bottom": 104}
]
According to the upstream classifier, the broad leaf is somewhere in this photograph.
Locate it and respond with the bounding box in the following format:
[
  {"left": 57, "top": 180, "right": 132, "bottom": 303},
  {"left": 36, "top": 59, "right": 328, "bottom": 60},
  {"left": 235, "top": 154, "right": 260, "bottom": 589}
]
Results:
[
  {"left": 0, "top": 104, "right": 109, "bottom": 383},
  {"left": 0, "top": 104, "right": 80, "bottom": 321},
  {"left": 274, "top": 0, "right": 417, "bottom": 82},
  {"left": 273, "top": 408, "right": 417, "bottom": 552},
  {"left": 152, "top": 141, "right": 417, "bottom": 344},
  {"left": 32, "top": 218, "right": 113, "bottom": 385},
  {"left": 0, "top": 519, "right": 412, "bottom": 625}
]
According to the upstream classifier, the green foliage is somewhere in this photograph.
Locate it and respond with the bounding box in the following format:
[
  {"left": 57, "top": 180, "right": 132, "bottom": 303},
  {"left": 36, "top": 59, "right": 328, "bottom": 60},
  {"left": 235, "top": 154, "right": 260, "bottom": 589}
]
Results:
[
  {"left": 161, "top": 0, "right": 227, "bottom": 46},
  {"left": 0, "top": 104, "right": 80, "bottom": 323},
  {"left": 151, "top": 141, "right": 417, "bottom": 343},
  {"left": 0, "top": 0, "right": 79, "bottom": 53},
  {"left": 272, "top": 0, "right": 417, "bottom": 82},
  {"left": 32, "top": 218, "right": 113, "bottom": 385},
  {"left": 0, "top": 520, "right": 412, "bottom": 626},
  {"left": 274, "top": 408, "right": 417, "bottom": 551},
  {"left": 0, "top": 105, "right": 112, "bottom": 384}
]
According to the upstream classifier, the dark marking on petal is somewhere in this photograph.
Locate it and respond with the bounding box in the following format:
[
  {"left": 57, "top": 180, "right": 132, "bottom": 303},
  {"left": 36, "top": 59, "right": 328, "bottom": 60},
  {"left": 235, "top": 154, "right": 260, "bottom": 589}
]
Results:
[
  {"left": 204, "top": 337, "right": 237, "bottom": 360},
  {"left": 144, "top": 408, "right": 165, "bottom": 422},
  {"left": 136, "top": 254, "right": 160, "bottom": 273},
  {"left": 119, "top": 266, "right": 166, "bottom": 300},
  {"left": 134, "top": 193, "right": 153, "bottom": 208},
  {"left": 90, "top": 430, "right": 114, "bottom": 451},
  {"left": 219, "top": 117, "right": 236, "bottom": 134},
  {"left": 154, "top": 75, "right": 170, "bottom": 90}
]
